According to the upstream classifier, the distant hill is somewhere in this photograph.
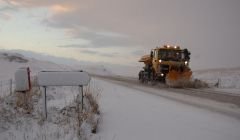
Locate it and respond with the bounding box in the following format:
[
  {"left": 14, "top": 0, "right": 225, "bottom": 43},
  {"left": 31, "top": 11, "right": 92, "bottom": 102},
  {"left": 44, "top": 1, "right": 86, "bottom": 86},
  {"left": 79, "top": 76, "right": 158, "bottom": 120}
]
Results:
[
  {"left": 0, "top": 52, "right": 28, "bottom": 63},
  {"left": 0, "top": 51, "right": 67, "bottom": 80}
]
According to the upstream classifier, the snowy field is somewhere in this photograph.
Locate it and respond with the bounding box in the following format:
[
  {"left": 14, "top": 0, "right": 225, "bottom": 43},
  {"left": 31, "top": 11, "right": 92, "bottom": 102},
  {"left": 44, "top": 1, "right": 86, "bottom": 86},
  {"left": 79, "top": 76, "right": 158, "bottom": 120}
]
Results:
[
  {"left": 0, "top": 52, "right": 99, "bottom": 140},
  {"left": 193, "top": 68, "right": 240, "bottom": 95},
  {"left": 1, "top": 52, "right": 240, "bottom": 140}
]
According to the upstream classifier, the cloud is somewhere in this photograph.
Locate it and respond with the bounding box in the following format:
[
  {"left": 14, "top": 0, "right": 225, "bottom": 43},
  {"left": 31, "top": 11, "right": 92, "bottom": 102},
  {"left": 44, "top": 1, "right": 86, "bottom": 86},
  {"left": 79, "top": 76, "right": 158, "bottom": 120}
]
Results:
[
  {"left": 51, "top": 4, "right": 69, "bottom": 12},
  {"left": 81, "top": 49, "right": 119, "bottom": 58},
  {"left": 81, "top": 50, "right": 97, "bottom": 55},
  {"left": 2, "top": 0, "right": 240, "bottom": 69},
  {"left": 0, "top": 0, "right": 19, "bottom": 20},
  {"left": 1, "top": 0, "right": 20, "bottom": 11},
  {"left": 56, "top": 28, "right": 134, "bottom": 48},
  {"left": 0, "top": 5, "right": 17, "bottom": 12},
  {"left": 3, "top": 0, "right": 20, "bottom": 6},
  {"left": 3, "top": 0, "right": 62, "bottom": 7},
  {"left": 35, "top": 1, "right": 141, "bottom": 48},
  {"left": 0, "top": 12, "right": 12, "bottom": 20},
  {"left": 61, "top": 26, "right": 135, "bottom": 48},
  {"left": 57, "top": 44, "right": 89, "bottom": 48},
  {"left": 3, "top": 0, "right": 164, "bottom": 47},
  {"left": 132, "top": 50, "right": 146, "bottom": 56}
]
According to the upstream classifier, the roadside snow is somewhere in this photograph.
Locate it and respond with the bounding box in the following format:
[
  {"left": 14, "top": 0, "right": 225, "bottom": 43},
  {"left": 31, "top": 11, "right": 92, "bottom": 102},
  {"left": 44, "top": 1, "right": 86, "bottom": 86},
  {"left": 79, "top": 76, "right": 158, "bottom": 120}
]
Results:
[
  {"left": 0, "top": 85, "right": 99, "bottom": 140},
  {"left": 92, "top": 78, "right": 240, "bottom": 140},
  {"left": 193, "top": 68, "right": 240, "bottom": 88},
  {"left": 193, "top": 68, "right": 240, "bottom": 95},
  {"left": 0, "top": 52, "right": 99, "bottom": 140}
]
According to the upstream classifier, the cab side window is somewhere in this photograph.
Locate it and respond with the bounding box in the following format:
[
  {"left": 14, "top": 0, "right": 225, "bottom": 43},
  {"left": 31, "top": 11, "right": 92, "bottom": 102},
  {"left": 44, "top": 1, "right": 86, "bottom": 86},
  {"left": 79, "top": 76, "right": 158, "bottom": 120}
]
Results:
[{"left": 154, "top": 50, "right": 158, "bottom": 59}]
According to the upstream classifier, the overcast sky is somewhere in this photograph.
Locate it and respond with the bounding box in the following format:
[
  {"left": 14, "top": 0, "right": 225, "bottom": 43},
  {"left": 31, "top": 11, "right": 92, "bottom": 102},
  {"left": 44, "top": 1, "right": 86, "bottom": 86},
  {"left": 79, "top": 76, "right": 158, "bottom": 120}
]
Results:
[{"left": 0, "top": 0, "right": 240, "bottom": 70}]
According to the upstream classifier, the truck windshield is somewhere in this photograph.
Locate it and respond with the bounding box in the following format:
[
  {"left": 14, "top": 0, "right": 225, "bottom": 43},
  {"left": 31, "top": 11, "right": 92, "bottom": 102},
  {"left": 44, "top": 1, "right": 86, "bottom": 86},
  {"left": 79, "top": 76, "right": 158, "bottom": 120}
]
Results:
[{"left": 158, "top": 49, "right": 182, "bottom": 61}]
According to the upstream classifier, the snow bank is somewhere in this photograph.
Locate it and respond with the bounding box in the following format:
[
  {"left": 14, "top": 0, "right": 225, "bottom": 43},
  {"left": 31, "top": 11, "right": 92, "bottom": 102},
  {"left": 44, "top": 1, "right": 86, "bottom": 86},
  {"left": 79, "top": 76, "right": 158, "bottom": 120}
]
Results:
[
  {"left": 193, "top": 68, "right": 240, "bottom": 89},
  {"left": 0, "top": 84, "right": 100, "bottom": 140}
]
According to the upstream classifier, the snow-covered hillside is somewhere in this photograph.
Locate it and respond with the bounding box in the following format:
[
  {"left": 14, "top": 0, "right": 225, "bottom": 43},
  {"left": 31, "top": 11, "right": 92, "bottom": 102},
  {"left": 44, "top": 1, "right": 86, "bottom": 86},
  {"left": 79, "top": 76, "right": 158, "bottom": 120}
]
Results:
[
  {"left": 0, "top": 52, "right": 68, "bottom": 80},
  {"left": 0, "top": 51, "right": 139, "bottom": 79}
]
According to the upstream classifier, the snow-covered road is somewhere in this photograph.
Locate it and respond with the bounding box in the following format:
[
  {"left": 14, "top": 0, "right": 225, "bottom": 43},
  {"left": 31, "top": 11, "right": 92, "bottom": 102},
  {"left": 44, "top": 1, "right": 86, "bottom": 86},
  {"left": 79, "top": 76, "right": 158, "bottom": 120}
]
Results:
[{"left": 92, "top": 78, "right": 240, "bottom": 140}]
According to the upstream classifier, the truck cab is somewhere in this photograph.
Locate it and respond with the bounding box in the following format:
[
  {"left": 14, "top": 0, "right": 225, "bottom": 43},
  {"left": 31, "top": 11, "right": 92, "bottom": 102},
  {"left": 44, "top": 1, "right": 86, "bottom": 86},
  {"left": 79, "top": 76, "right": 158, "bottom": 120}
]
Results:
[{"left": 151, "top": 45, "right": 191, "bottom": 81}]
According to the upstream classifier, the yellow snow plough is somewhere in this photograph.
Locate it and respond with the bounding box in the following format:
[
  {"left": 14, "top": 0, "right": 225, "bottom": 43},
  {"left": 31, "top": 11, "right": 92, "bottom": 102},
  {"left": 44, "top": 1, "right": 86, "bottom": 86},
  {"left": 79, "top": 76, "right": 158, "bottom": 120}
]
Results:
[{"left": 138, "top": 45, "right": 192, "bottom": 87}]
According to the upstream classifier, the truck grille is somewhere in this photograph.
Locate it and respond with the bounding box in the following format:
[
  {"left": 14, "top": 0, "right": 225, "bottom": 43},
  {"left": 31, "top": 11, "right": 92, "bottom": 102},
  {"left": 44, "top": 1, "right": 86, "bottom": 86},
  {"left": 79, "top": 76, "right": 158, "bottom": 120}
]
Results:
[{"left": 160, "top": 64, "right": 169, "bottom": 74}]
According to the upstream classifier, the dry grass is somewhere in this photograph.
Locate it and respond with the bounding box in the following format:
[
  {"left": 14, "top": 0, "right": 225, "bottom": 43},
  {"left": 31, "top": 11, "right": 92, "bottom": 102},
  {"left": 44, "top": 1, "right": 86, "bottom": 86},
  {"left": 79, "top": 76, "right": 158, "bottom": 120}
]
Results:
[
  {"left": 85, "top": 93, "right": 100, "bottom": 115},
  {"left": 1, "top": 77, "right": 100, "bottom": 138},
  {"left": 84, "top": 93, "right": 100, "bottom": 133},
  {"left": 57, "top": 84, "right": 101, "bottom": 136},
  {"left": 82, "top": 85, "right": 100, "bottom": 133},
  {"left": 15, "top": 86, "right": 41, "bottom": 114}
]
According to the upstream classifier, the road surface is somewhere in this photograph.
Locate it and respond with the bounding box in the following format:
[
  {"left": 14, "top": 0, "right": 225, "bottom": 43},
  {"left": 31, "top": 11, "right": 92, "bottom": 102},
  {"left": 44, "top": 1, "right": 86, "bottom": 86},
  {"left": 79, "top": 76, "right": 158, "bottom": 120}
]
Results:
[{"left": 92, "top": 78, "right": 240, "bottom": 140}]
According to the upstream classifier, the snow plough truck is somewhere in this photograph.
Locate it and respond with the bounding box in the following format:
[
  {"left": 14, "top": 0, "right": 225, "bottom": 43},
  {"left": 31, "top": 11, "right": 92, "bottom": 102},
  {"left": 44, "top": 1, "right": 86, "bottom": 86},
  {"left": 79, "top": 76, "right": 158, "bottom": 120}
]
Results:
[{"left": 138, "top": 45, "right": 192, "bottom": 87}]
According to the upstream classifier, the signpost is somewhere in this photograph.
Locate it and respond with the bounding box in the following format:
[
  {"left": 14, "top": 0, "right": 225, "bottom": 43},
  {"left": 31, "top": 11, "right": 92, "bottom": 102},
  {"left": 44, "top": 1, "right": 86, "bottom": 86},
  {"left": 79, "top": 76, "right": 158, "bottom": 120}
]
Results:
[{"left": 38, "top": 71, "right": 91, "bottom": 119}]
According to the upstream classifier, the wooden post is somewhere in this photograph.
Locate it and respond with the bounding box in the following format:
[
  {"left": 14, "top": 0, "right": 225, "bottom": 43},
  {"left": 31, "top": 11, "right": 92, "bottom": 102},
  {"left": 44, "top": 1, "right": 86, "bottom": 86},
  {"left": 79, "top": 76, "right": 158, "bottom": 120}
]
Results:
[
  {"left": 81, "top": 86, "right": 83, "bottom": 110},
  {"left": 43, "top": 86, "right": 47, "bottom": 119},
  {"left": 9, "top": 79, "right": 12, "bottom": 95},
  {"left": 79, "top": 85, "right": 84, "bottom": 111}
]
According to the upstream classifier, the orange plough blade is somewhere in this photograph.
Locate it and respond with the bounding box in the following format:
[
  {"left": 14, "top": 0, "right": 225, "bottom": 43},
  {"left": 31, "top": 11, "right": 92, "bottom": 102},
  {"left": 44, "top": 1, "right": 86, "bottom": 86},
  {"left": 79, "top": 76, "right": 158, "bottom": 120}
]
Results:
[{"left": 166, "top": 70, "right": 192, "bottom": 87}]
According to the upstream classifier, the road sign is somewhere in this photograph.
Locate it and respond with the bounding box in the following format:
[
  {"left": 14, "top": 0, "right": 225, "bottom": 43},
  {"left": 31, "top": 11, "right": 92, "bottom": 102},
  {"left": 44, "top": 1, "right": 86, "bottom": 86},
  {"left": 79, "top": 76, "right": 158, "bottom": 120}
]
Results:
[
  {"left": 37, "top": 71, "right": 91, "bottom": 119},
  {"left": 38, "top": 71, "right": 90, "bottom": 86}
]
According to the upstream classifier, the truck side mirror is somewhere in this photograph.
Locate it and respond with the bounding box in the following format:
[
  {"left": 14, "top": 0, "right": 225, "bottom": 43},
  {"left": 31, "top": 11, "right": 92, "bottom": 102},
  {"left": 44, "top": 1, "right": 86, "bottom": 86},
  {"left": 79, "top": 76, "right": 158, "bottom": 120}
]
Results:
[
  {"left": 183, "top": 49, "right": 190, "bottom": 60},
  {"left": 150, "top": 51, "right": 153, "bottom": 58}
]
